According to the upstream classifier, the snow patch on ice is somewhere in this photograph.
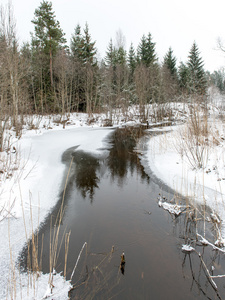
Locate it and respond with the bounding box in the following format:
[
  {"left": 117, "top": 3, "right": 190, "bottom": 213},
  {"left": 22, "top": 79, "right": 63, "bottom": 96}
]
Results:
[
  {"left": 158, "top": 196, "right": 188, "bottom": 216},
  {"left": 182, "top": 244, "right": 195, "bottom": 253}
]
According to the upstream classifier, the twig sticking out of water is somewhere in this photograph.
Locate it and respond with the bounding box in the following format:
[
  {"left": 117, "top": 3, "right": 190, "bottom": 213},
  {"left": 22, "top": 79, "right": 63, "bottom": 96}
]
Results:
[
  {"left": 69, "top": 245, "right": 117, "bottom": 298},
  {"left": 70, "top": 242, "right": 87, "bottom": 281},
  {"left": 197, "top": 233, "right": 225, "bottom": 253},
  {"left": 120, "top": 252, "right": 125, "bottom": 275},
  {"left": 194, "top": 249, "right": 219, "bottom": 293}
]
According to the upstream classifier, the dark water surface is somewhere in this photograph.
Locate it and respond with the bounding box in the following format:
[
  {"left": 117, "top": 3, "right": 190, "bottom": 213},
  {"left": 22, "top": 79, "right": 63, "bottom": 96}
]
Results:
[{"left": 20, "top": 127, "right": 225, "bottom": 299}]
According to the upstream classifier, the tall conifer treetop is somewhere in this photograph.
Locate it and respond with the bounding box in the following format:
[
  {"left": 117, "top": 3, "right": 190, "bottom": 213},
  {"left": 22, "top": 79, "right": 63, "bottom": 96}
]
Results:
[
  {"left": 31, "top": 0, "right": 66, "bottom": 88},
  {"left": 187, "top": 41, "right": 207, "bottom": 94},
  {"left": 105, "top": 38, "right": 116, "bottom": 66},
  {"left": 70, "top": 23, "right": 97, "bottom": 66},
  {"left": 82, "top": 23, "right": 97, "bottom": 65},
  {"left": 163, "top": 47, "right": 177, "bottom": 76},
  {"left": 31, "top": 0, "right": 66, "bottom": 54},
  {"left": 128, "top": 43, "right": 136, "bottom": 71},
  {"left": 105, "top": 38, "right": 126, "bottom": 67},
  {"left": 137, "top": 33, "right": 157, "bottom": 67},
  {"left": 70, "top": 24, "right": 83, "bottom": 59}
]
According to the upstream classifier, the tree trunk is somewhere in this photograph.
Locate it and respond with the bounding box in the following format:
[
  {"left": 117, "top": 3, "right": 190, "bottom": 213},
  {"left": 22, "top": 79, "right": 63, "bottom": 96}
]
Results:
[{"left": 49, "top": 43, "right": 53, "bottom": 87}]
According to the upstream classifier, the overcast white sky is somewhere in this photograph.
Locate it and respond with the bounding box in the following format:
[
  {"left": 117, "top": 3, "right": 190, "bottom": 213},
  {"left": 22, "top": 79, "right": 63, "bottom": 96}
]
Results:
[{"left": 1, "top": 0, "right": 225, "bottom": 72}]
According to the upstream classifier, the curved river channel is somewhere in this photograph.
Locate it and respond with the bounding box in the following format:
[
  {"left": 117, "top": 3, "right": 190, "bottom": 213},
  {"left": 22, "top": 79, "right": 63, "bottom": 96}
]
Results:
[{"left": 20, "top": 126, "right": 225, "bottom": 299}]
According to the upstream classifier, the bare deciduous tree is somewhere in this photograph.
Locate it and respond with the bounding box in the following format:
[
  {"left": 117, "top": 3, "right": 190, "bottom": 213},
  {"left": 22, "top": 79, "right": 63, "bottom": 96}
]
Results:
[{"left": 0, "top": 3, "right": 30, "bottom": 138}]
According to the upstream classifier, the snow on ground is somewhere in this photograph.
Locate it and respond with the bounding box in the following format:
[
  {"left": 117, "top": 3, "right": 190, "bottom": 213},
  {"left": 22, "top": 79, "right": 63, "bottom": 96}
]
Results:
[
  {"left": 145, "top": 118, "right": 225, "bottom": 239},
  {"left": 0, "top": 99, "right": 224, "bottom": 298},
  {"left": 0, "top": 113, "right": 114, "bottom": 299}
]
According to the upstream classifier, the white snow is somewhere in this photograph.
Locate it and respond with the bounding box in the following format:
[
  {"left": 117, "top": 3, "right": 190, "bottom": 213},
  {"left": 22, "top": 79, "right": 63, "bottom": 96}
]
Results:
[
  {"left": 0, "top": 113, "right": 113, "bottom": 299},
  {"left": 13, "top": 272, "right": 72, "bottom": 300},
  {"left": 0, "top": 97, "right": 224, "bottom": 298},
  {"left": 181, "top": 244, "right": 195, "bottom": 253},
  {"left": 158, "top": 196, "right": 188, "bottom": 216},
  {"left": 145, "top": 115, "right": 225, "bottom": 238}
]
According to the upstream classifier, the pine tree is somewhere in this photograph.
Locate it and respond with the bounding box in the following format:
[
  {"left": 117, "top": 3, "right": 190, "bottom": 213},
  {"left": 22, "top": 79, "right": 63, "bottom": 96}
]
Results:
[
  {"left": 31, "top": 1, "right": 66, "bottom": 88},
  {"left": 163, "top": 47, "right": 177, "bottom": 77},
  {"left": 187, "top": 42, "right": 207, "bottom": 94}
]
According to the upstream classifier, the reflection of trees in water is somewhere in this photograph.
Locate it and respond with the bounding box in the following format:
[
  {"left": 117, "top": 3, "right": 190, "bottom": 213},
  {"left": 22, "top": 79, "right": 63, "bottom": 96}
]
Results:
[
  {"left": 72, "top": 151, "right": 100, "bottom": 202},
  {"left": 72, "top": 127, "right": 150, "bottom": 202},
  {"left": 107, "top": 127, "right": 150, "bottom": 185}
]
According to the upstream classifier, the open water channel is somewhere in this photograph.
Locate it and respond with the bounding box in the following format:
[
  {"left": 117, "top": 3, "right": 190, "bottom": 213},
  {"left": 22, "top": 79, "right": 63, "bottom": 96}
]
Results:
[{"left": 20, "top": 126, "right": 225, "bottom": 299}]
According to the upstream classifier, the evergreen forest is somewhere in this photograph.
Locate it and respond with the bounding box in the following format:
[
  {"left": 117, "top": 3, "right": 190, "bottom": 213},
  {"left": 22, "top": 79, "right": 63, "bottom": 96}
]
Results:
[{"left": 0, "top": 0, "right": 222, "bottom": 138}]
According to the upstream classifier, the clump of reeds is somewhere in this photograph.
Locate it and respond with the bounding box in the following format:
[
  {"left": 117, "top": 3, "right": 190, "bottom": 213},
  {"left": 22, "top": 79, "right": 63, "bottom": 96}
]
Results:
[
  {"left": 6, "top": 158, "right": 74, "bottom": 299},
  {"left": 175, "top": 103, "right": 210, "bottom": 169},
  {"left": 68, "top": 244, "right": 121, "bottom": 299}
]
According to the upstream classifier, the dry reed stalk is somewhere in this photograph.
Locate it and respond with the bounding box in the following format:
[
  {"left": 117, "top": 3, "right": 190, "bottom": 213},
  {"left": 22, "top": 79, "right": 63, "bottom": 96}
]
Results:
[
  {"left": 29, "top": 192, "right": 39, "bottom": 274},
  {"left": 70, "top": 242, "right": 87, "bottom": 281},
  {"left": 194, "top": 249, "right": 219, "bottom": 293},
  {"left": 64, "top": 231, "right": 71, "bottom": 277},
  {"left": 174, "top": 104, "right": 210, "bottom": 170},
  {"left": 5, "top": 155, "right": 74, "bottom": 298},
  {"left": 8, "top": 208, "right": 17, "bottom": 299},
  {"left": 48, "top": 156, "right": 73, "bottom": 288}
]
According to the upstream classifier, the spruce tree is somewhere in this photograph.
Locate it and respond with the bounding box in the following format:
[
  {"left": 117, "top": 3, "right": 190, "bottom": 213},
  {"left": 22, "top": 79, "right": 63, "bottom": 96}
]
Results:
[
  {"left": 104, "top": 37, "right": 129, "bottom": 105},
  {"left": 128, "top": 43, "right": 136, "bottom": 82},
  {"left": 163, "top": 47, "right": 177, "bottom": 77},
  {"left": 70, "top": 23, "right": 98, "bottom": 112},
  {"left": 70, "top": 24, "right": 84, "bottom": 61},
  {"left": 137, "top": 35, "right": 147, "bottom": 65},
  {"left": 211, "top": 69, "right": 225, "bottom": 92},
  {"left": 178, "top": 62, "right": 190, "bottom": 92},
  {"left": 187, "top": 42, "right": 207, "bottom": 94},
  {"left": 105, "top": 39, "right": 117, "bottom": 67},
  {"left": 137, "top": 33, "right": 157, "bottom": 67},
  {"left": 116, "top": 46, "right": 126, "bottom": 65},
  {"left": 70, "top": 25, "right": 85, "bottom": 110},
  {"left": 145, "top": 33, "right": 157, "bottom": 66},
  {"left": 82, "top": 23, "right": 97, "bottom": 65}
]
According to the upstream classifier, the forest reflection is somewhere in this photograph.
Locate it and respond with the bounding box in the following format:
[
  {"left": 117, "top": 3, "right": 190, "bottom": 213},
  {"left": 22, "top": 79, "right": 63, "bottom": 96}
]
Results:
[
  {"left": 72, "top": 126, "right": 150, "bottom": 202},
  {"left": 72, "top": 151, "right": 101, "bottom": 201}
]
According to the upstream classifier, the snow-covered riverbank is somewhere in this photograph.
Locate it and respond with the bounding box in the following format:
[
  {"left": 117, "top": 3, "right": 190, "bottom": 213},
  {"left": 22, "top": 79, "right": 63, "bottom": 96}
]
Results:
[
  {"left": 0, "top": 115, "right": 114, "bottom": 299},
  {"left": 0, "top": 105, "right": 224, "bottom": 299},
  {"left": 145, "top": 122, "right": 225, "bottom": 237}
]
